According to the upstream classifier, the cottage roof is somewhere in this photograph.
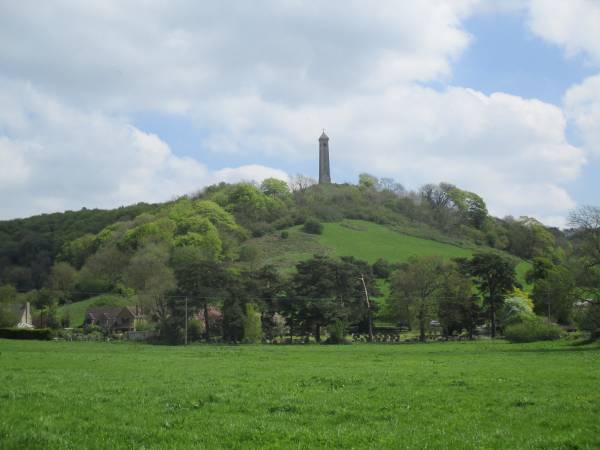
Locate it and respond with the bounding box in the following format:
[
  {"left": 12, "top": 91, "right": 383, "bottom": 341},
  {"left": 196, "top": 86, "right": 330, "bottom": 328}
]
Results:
[{"left": 86, "top": 307, "right": 122, "bottom": 321}]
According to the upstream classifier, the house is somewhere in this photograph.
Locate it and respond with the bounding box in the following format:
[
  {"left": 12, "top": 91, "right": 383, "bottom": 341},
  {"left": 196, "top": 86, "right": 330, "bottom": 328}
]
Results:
[{"left": 84, "top": 305, "right": 145, "bottom": 332}]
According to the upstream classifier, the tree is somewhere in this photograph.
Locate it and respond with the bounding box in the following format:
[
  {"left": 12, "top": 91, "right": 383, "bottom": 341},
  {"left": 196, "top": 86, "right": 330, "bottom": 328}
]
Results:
[
  {"left": 289, "top": 174, "right": 317, "bottom": 192},
  {"left": 372, "top": 258, "right": 392, "bottom": 279},
  {"left": 437, "top": 266, "right": 480, "bottom": 338},
  {"left": 49, "top": 262, "right": 78, "bottom": 304},
  {"left": 358, "top": 173, "right": 379, "bottom": 190},
  {"left": 243, "top": 304, "right": 263, "bottom": 343},
  {"left": 457, "top": 253, "right": 517, "bottom": 338},
  {"left": 419, "top": 183, "right": 459, "bottom": 231},
  {"left": 379, "top": 178, "right": 405, "bottom": 195},
  {"left": 124, "top": 244, "right": 176, "bottom": 328},
  {"left": 569, "top": 205, "right": 600, "bottom": 269},
  {"left": 389, "top": 256, "right": 448, "bottom": 342},
  {"left": 222, "top": 297, "right": 244, "bottom": 343},
  {"left": 446, "top": 187, "right": 488, "bottom": 230},
  {"left": 288, "top": 255, "right": 377, "bottom": 342},
  {"left": 498, "top": 289, "right": 535, "bottom": 330},
  {"left": 531, "top": 265, "right": 575, "bottom": 324},
  {"left": 172, "top": 248, "right": 228, "bottom": 340},
  {"left": 0, "top": 284, "right": 20, "bottom": 327},
  {"left": 260, "top": 178, "right": 290, "bottom": 197}
]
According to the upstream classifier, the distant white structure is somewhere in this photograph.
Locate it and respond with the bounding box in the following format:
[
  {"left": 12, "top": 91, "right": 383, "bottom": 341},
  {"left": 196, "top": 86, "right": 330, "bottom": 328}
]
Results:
[{"left": 16, "top": 302, "right": 34, "bottom": 329}]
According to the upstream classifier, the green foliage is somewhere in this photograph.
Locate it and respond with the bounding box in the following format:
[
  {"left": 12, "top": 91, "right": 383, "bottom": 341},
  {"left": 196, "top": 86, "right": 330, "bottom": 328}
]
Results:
[
  {"left": 302, "top": 218, "right": 323, "bottom": 235},
  {"left": 287, "top": 255, "right": 378, "bottom": 341},
  {"left": 243, "top": 304, "right": 263, "bottom": 343},
  {"left": 457, "top": 252, "right": 517, "bottom": 337},
  {"left": 531, "top": 265, "right": 575, "bottom": 324},
  {"left": 575, "top": 301, "right": 600, "bottom": 339},
  {"left": 499, "top": 290, "right": 535, "bottom": 329},
  {"left": 260, "top": 178, "right": 290, "bottom": 197},
  {"left": 0, "top": 284, "right": 20, "bottom": 327},
  {"left": 59, "top": 234, "right": 96, "bottom": 269},
  {"left": 222, "top": 298, "right": 244, "bottom": 343},
  {"left": 372, "top": 258, "right": 392, "bottom": 279},
  {"left": 188, "top": 319, "right": 204, "bottom": 342},
  {"left": 389, "top": 256, "right": 459, "bottom": 341},
  {"left": 0, "top": 202, "right": 158, "bottom": 289},
  {"left": 123, "top": 217, "right": 176, "bottom": 250},
  {"left": 0, "top": 328, "right": 53, "bottom": 340},
  {"left": 325, "top": 319, "right": 350, "bottom": 344},
  {"left": 504, "top": 318, "right": 562, "bottom": 343}
]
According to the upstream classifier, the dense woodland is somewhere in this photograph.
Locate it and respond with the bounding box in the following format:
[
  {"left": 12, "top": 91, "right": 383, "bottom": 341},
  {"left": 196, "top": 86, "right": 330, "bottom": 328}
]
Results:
[{"left": 0, "top": 174, "right": 599, "bottom": 343}]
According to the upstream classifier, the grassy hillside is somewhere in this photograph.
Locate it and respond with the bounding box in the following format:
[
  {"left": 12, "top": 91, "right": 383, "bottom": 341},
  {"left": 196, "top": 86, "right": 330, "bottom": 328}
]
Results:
[
  {"left": 253, "top": 219, "right": 531, "bottom": 286},
  {"left": 318, "top": 220, "right": 473, "bottom": 263},
  {"left": 1, "top": 340, "right": 598, "bottom": 449}
]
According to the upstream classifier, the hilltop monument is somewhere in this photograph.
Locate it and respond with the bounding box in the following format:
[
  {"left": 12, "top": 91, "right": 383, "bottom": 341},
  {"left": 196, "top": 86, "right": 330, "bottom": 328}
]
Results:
[{"left": 318, "top": 130, "right": 331, "bottom": 184}]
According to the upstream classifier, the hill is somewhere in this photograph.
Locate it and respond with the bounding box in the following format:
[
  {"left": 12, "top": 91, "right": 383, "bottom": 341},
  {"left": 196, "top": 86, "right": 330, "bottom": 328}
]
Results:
[{"left": 0, "top": 179, "right": 552, "bottom": 327}]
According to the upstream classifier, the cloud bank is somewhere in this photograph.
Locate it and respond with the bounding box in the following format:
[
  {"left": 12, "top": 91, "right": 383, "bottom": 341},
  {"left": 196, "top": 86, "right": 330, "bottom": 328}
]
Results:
[{"left": 0, "top": 0, "right": 595, "bottom": 226}]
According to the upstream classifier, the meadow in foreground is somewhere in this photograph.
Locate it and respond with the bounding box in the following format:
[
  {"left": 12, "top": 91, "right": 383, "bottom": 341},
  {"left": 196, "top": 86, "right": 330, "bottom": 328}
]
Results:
[{"left": 0, "top": 339, "right": 599, "bottom": 449}]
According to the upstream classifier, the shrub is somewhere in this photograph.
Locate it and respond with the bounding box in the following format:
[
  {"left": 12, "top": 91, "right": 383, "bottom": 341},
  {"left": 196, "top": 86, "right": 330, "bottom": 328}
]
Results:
[
  {"left": 222, "top": 298, "right": 244, "bottom": 343},
  {"left": 280, "top": 230, "right": 289, "bottom": 239},
  {"left": 188, "top": 319, "right": 204, "bottom": 342},
  {"left": 575, "top": 301, "right": 600, "bottom": 339},
  {"left": 243, "top": 304, "right": 263, "bottom": 344},
  {"left": 325, "top": 320, "right": 351, "bottom": 344},
  {"left": 0, "top": 328, "right": 53, "bottom": 340},
  {"left": 504, "top": 319, "right": 562, "bottom": 343},
  {"left": 302, "top": 218, "right": 323, "bottom": 235}
]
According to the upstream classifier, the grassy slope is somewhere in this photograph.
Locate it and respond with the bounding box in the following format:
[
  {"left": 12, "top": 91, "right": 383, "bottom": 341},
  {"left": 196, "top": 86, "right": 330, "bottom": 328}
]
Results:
[
  {"left": 318, "top": 220, "right": 473, "bottom": 263},
  {"left": 254, "top": 220, "right": 530, "bottom": 286},
  {"left": 0, "top": 340, "right": 598, "bottom": 449}
]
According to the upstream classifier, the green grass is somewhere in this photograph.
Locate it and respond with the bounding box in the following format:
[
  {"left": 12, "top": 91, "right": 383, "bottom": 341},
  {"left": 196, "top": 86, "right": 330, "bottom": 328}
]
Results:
[
  {"left": 57, "top": 295, "right": 134, "bottom": 327},
  {"left": 253, "top": 221, "right": 530, "bottom": 285},
  {"left": 0, "top": 340, "right": 598, "bottom": 449},
  {"left": 318, "top": 220, "right": 473, "bottom": 263}
]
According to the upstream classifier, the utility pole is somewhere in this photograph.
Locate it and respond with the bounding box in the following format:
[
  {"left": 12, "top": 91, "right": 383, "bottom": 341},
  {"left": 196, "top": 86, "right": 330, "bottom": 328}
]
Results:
[
  {"left": 360, "top": 274, "right": 374, "bottom": 342},
  {"left": 184, "top": 296, "right": 188, "bottom": 346}
]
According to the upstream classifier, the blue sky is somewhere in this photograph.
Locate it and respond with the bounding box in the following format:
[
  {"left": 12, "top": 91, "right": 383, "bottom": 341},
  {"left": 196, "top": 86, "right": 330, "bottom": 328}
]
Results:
[{"left": 1, "top": 1, "right": 600, "bottom": 226}]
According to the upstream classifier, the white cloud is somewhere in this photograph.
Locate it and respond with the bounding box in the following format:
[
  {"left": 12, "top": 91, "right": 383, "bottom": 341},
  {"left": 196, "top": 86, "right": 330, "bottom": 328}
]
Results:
[
  {"left": 527, "top": 1, "right": 600, "bottom": 160},
  {"left": 0, "top": 1, "right": 590, "bottom": 226},
  {"left": 564, "top": 74, "right": 600, "bottom": 156},
  {"left": 0, "top": 1, "right": 477, "bottom": 112},
  {"left": 0, "top": 80, "right": 286, "bottom": 219},
  {"left": 527, "top": 0, "right": 600, "bottom": 65}
]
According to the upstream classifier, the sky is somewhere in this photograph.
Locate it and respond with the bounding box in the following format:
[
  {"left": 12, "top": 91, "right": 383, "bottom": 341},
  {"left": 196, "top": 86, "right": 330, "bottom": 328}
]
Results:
[{"left": 1, "top": 1, "right": 600, "bottom": 227}]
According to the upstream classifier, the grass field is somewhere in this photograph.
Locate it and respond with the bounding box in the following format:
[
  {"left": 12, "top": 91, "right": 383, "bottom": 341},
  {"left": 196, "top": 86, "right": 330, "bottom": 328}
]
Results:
[{"left": 1, "top": 339, "right": 598, "bottom": 449}]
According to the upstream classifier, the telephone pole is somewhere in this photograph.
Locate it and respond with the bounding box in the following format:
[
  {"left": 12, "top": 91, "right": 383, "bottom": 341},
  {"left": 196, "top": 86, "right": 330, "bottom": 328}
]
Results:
[
  {"left": 184, "top": 296, "right": 188, "bottom": 346},
  {"left": 360, "top": 274, "right": 374, "bottom": 342}
]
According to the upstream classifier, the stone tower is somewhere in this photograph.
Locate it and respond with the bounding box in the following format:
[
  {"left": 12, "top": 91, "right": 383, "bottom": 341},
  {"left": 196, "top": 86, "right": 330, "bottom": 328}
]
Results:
[{"left": 318, "top": 130, "right": 331, "bottom": 184}]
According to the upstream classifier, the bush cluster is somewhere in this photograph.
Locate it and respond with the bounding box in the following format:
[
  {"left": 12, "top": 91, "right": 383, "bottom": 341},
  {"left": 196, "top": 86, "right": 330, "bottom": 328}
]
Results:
[
  {"left": 302, "top": 218, "right": 323, "bottom": 235},
  {"left": 0, "top": 328, "right": 53, "bottom": 340},
  {"left": 504, "top": 319, "right": 561, "bottom": 343}
]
